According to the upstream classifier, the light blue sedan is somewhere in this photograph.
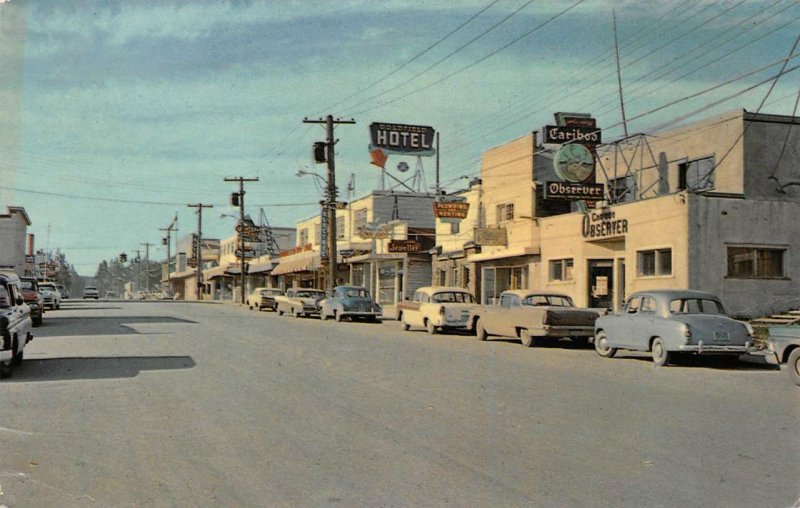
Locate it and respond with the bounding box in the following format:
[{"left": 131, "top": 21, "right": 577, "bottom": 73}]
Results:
[{"left": 594, "top": 290, "right": 755, "bottom": 366}]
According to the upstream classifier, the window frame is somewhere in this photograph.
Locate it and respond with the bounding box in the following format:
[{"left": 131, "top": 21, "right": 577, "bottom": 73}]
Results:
[
  {"left": 496, "top": 202, "right": 515, "bottom": 224},
  {"left": 636, "top": 248, "right": 672, "bottom": 277},
  {"left": 548, "top": 258, "right": 574, "bottom": 282},
  {"left": 678, "top": 155, "right": 716, "bottom": 193},
  {"left": 726, "top": 245, "right": 787, "bottom": 279}
]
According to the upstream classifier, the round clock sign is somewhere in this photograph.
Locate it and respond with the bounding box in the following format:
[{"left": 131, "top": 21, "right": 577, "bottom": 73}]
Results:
[{"left": 553, "top": 143, "right": 594, "bottom": 183}]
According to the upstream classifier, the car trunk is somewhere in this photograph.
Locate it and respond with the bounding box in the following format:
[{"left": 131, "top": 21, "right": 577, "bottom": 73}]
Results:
[
  {"left": 682, "top": 315, "right": 749, "bottom": 346},
  {"left": 546, "top": 308, "right": 599, "bottom": 327}
]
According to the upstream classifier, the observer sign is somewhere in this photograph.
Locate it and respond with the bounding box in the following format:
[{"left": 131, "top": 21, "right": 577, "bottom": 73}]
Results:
[
  {"left": 369, "top": 122, "right": 436, "bottom": 156},
  {"left": 545, "top": 181, "right": 604, "bottom": 201}
]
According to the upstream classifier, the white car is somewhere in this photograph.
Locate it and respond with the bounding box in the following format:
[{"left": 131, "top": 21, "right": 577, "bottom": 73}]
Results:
[
  {"left": 0, "top": 272, "right": 34, "bottom": 378},
  {"left": 38, "top": 282, "right": 62, "bottom": 309},
  {"left": 397, "top": 286, "right": 477, "bottom": 334}
]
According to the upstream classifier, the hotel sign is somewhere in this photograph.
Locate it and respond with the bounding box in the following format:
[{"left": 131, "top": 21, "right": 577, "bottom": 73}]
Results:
[
  {"left": 475, "top": 227, "right": 508, "bottom": 246},
  {"left": 369, "top": 122, "right": 436, "bottom": 156},
  {"left": 582, "top": 209, "right": 628, "bottom": 240},
  {"left": 545, "top": 181, "right": 604, "bottom": 201},
  {"left": 433, "top": 201, "right": 469, "bottom": 219},
  {"left": 388, "top": 240, "right": 421, "bottom": 253}
]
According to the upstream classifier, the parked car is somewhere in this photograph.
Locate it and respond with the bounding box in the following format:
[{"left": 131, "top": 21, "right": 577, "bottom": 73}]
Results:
[
  {"left": 39, "top": 281, "right": 62, "bottom": 309},
  {"left": 320, "top": 286, "right": 382, "bottom": 322},
  {"left": 247, "top": 287, "right": 283, "bottom": 311},
  {"left": 765, "top": 325, "right": 800, "bottom": 386},
  {"left": 275, "top": 288, "right": 325, "bottom": 318},
  {"left": 19, "top": 277, "right": 44, "bottom": 327},
  {"left": 104, "top": 291, "right": 118, "bottom": 299},
  {"left": 397, "top": 286, "right": 476, "bottom": 334},
  {"left": 0, "top": 272, "right": 34, "bottom": 378},
  {"left": 470, "top": 290, "right": 603, "bottom": 347},
  {"left": 594, "top": 290, "right": 755, "bottom": 366},
  {"left": 83, "top": 286, "right": 99, "bottom": 299},
  {"left": 56, "top": 284, "right": 70, "bottom": 299}
]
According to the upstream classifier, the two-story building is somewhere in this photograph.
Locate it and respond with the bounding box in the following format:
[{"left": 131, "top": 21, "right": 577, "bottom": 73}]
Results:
[
  {"left": 0, "top": 206, "right": 31, "bottom": 276},
  {"left": 273, "top": 190, "right": 436, "bottom": 316},
  {"left": 436, "top": 110, "right": 800, "bottom": 317}
]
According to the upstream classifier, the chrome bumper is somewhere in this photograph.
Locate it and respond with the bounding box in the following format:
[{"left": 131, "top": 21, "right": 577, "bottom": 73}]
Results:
[{"left": 678, "top": 340, "right": 752, "bottom": 354}]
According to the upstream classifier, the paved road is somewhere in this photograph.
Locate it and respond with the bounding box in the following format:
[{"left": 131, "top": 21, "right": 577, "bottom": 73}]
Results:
[{"left": 1, "top": 300, "right": 797, "bottom": 507}]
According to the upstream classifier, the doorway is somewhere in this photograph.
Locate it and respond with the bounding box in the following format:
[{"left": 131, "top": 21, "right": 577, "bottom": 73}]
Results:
[{"left": 588, "top": 259, "right": 614, "bottom": 310}]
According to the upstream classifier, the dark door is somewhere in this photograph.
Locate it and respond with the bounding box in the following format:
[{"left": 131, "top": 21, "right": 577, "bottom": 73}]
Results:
[{"left": 588, "top": 259, "right": 614, "bottom": 310}]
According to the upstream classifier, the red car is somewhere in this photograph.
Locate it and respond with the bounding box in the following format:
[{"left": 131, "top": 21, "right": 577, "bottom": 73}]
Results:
[{"left": 19, "top": 277, "right": 44, "bottom": 327}]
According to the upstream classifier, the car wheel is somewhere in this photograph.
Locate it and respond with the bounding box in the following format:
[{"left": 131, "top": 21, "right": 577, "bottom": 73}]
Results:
[
  {"left": 426, "top": 319, "right": 437, "bottom": 335},
  {"left": 475, "top": 319, "right": 487, "bottom": 341},
  {"left": 0, "top": 358, "right": 12, "bottom": 378},
  {"left": 572, "top": 336, "right": 590, "bottom": 348},
  {"left": 594, "top": 331, "right": 617, "bottom": 358},
  {"left": 401, "top": 318, "right": 410, "bottom": 331},
  {"left": 520, "top": 328, "right": 536, "bottom": 348},
  {"left": 12, "top": 349, "right": 23, "bottom": 366},
  {"left": 295, "top": 310, "right": 303, "bottom": 318},
  {"left": 321, "top": 310, "right": 329, "bottom": 321},
  {"left": 277, "top": 309, "right": 284, "bottom": 316},
  {"left": 651, "top": 337, "right": 670, "bottom": 366},
  {"left": 788, "top": 348, "right": 800, "bottom": 386},
  {"left": 334, "top": 310, "right": 342, "bottom": 322}
]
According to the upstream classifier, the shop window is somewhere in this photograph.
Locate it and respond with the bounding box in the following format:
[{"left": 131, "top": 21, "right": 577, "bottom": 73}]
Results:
[
  {"left": 610, "top": 175, "right": 636, "bottom": 202},
  {"left": 299, "top": 229, "right": 309, "bottom": 246},
  {"left": 637, "top": 249, "right": 672, "bottom": 277},
  {"left": 354, "top": 208, "right": 368, "bottom": 231},
  {"left": 336, "top": 217, "right": 345, "bottom": 240},
  {"left": 549, "top": 259, "right": 574, "bottom": 282},
  {"left": 496, "top": 202, "right": 514, "bottom": 224},
  {"left": 450, "top": 222, "right": 460, "bottom": 235},
  {"left": 727, "top": 246, "right": 785, "bottom": 279},
  {"left": 678, "top": 156, "right": 715, "bottom": 192}
]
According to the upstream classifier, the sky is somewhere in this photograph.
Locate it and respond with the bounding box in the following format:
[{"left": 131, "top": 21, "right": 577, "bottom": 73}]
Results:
[{"left": 0, "top": 0, "right": 797, "bottom": 275}]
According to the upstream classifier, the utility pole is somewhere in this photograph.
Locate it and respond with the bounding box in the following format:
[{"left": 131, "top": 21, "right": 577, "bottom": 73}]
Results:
[
  {"left": 188, "top": 203, "right": 213, "bottom": 301},
  {"left": 140, "top": 242, "right": 153, "bottom": 292},
  {"left": 160, "top": 214, "right": 178, "bottom": 293},
  {"left": 303, "top": 114, "right": 356, "bottom": 292},
  {"left": 613, "top": 9, "right": 629, "bottom": 137},
  {"left": 224, "top": 176, "right": 259, "bottom": 305}
]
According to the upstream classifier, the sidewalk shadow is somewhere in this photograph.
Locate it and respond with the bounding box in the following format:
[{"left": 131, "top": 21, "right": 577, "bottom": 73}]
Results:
[{"left": 5, "top": 356, "right": 195, "bottom": 382}]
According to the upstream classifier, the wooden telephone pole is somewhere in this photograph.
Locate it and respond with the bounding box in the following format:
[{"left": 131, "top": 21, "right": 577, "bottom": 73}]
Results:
[
  {"left": 224, "top": 177, "right": 259, "bottom": 304},
  {"left": 302, "top": 115, "right": 355, "bottom": 292},
  {"left": 188, "top": 203, "right": 213, "bottom": 300}
]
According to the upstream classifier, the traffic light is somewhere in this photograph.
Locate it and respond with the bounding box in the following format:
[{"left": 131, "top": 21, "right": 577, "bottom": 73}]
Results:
[
  {"left": 312, "top": 141, "right": 327, "bottom": 164},
  {"left": 119, "top": 253, "right": 127, "bottom": 263},
  {"left": 231, "top": 192, "right": 240, "bottom": 206}
]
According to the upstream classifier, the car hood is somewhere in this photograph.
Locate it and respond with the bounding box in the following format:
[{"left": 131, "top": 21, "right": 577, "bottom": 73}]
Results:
[{"left": 21, "top": 289, "right": 41, "bottom": 302}]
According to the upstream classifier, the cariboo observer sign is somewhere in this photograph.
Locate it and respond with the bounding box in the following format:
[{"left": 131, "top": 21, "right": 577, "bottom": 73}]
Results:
[{"left": 369, "top": 122, "right": 436, "bottom": 156}]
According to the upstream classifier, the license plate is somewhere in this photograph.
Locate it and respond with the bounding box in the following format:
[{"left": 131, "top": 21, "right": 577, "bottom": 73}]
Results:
[{"left": 713, "top": 331, "right": 729, "bottom": 342}]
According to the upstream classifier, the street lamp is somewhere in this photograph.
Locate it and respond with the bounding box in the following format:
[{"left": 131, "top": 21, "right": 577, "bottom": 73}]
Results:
[{"left": 296, "top": 168, "right": 337, "bottom": 290}]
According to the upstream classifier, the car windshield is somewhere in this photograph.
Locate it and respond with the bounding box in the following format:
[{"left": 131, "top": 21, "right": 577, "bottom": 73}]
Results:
[
  {"left": 431, "top": 292, "right": 474, "bottom": 303},
  {"left": 340, "top": 288, "right": 368, "bottom": 298},
  {"left": 669, "top": 298, "right": 725, "bottom": 315},
  {"left": 40, "top": 284, "right": 55, "bottom": 291},
  {"left": 20, "top": 280, "right": 35, "bottom": 290},
  {"left": 522, "top": 295, "right": 575, "bottom": 307},
  {"left": 297, "top": 290, "right": 322, "bottom": 298},
  {"left": 261, "top": 289, "right": 281, "bottom": 295}
]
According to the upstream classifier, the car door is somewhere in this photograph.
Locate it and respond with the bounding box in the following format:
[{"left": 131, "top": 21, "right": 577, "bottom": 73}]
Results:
[
  {"left": 495, "top": 293, "right": 519, "bottom": 337},
  {"left": 631, "top": 296, "right": 659, "bottom": 351},
  {"left": 407, "top": 291, "right": 426, "bottom": 327},
  {"left": 610, "top": 296, "right": 642, "bottom": 348}
]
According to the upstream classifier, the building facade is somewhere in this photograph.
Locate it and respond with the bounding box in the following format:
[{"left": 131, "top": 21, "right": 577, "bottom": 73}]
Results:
[
  {"left": 435, "top": 110, "right": 800, "bottom": 317},
  {"left": 0, "top": 206, "right": 31, "bottom": 276}
]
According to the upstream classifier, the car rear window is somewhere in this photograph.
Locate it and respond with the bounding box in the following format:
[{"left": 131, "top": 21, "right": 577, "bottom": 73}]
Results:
[
  {"left": 431, "top": 292, "right": 474, "bottom": 303},
  {"left": 669, "top": 298, "right": 725, "bottom": 315}
]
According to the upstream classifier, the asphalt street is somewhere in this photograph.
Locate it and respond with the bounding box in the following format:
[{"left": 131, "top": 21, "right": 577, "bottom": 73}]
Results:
[{"left": 0, "top": 300, "right": 798, "bottom": 507}]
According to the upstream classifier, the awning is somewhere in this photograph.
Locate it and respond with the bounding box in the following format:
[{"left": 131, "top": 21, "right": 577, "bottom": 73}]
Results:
[
  {"left": 272, "top": 254, "right": 318, "bottom": 276},
  {"left": 248, "top": 261, "right": 275, "bottom": 274},
  {"left": 204, "top": 265, "right": 234, "bottom": 280}
]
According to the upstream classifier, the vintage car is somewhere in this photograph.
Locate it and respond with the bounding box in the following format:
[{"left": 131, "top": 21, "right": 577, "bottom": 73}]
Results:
[
  {"left": 765, "top": 325, "right": 800, "bottom": 386},
  {"left": 470, "top": 290, "right": 603, "bottom": 347},
  {"left": 398, "top": 286, "right": 477, "bottom": 334},
  {"left": 0, "top": 272, "right": 34, "bottom": 378},
  {"left": 319, "top": 286, "right": 382, "bottom": 322},
  {"left": 19, "top": 277, "right": 44, "bottom": 327},
  {"left": 247, "top": 287, "right": 283, "bottom": 311},
  {"left": 83, "top": 286, "right": 99, "bottom": 300},
  {"left": 594, "top": 289, "right": 755, "bottom": 366},
  {"left": 275, "top": 288, "right": 325, "bottom": 318},
  {"left": 39, "top": 281, "right": 62, "bottom": 309}
]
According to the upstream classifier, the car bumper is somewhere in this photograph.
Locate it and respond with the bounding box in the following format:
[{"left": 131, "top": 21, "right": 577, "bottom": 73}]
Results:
[
  {"left": 341, "top": 310, "right": 381, "bottom": 318},
  {"left": 677, "top": 341, "right": 752, "bottom": 354},
  {"left": 764, "top": 351, "right": 781, "bottom": 365},
  {"left": 543, "top": 325, "right": 595, "bottom": 338}
]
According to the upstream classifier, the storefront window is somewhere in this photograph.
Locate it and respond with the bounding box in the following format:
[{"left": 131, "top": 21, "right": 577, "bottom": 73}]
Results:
[
  {"left": 549, "top": 259, "right": 574, "bottom": 282},
  {"left": 637, "top": 249, "right": 672, "bottom": 277},
  {"left": 727, "top": 246, "right": 785, "bottom": 278},
  {"left": 378, "top": 262, "right": 397, "bottom": 305}
]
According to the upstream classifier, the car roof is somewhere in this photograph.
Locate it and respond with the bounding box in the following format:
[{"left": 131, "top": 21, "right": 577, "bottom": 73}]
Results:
[
  {"left": 628, "top": 289, "right": 719, "bottom": 300},
  {"left": 334, "top": 285, "right": 366, "bottom": 291},
  {"left": 0, "top": 271, "right": 20, "bottom": 282},
  {"left": 500, "top": 289, "right": 570, "bottom": 298},
  {"left": 416, "top": 286, "right": 472, "bottom": 294}
]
